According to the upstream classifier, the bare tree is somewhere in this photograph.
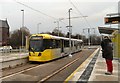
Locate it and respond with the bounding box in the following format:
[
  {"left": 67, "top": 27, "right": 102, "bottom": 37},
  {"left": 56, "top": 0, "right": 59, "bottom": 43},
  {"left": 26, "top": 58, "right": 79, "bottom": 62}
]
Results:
[{"left": 9, "top": 27, "right": 30, "bottom": 48}]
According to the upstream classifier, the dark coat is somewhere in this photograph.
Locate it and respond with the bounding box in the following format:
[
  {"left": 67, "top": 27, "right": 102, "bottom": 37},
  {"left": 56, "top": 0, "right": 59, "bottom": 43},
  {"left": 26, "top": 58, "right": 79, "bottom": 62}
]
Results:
[{"left": 101, "top": 39, "right": 113, "bottom": 60}]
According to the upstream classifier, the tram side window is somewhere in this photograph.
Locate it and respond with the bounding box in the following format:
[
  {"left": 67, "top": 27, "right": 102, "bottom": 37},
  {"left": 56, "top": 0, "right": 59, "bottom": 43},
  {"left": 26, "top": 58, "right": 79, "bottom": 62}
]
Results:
[
  {"left": 43, "top": 39, "right": 52, "bottom": 49},
  {"left": 52, "top": 39, "right": 61, "bottom": 48},
  {"left": 56, "top": 40, "right": 60, "bottom": 48},
  {"left": 79, "top": 43, "right": 82, "bottom": 48},
  {"left": 74, "top": 41, "right": 77, "bottom": 49},
  {"left": 64, "top": 40, "right": 69, "bottom": 47},
  {"left": 71, "top": 41, "right": 73, "bottom": 47}
]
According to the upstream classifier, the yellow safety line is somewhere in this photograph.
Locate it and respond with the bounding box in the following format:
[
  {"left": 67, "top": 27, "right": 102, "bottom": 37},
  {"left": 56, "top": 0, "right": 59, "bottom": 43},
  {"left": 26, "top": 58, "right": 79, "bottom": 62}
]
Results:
[{"left": 64, "top": 48, "right": 100, "bottom": 82}]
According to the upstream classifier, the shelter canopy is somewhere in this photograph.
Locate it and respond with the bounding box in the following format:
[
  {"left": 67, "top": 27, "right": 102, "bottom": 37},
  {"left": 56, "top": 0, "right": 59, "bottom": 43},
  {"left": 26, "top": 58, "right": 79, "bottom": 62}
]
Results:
[{"left": 98, "top": 27, "right": 118, "bottom": 34}]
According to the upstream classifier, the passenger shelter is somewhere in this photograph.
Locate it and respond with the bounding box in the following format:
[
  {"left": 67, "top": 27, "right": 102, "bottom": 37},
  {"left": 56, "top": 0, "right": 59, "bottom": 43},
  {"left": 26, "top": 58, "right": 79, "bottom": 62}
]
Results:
[{"left": 98, "top": 27, "right": 120, "bottom": 58}]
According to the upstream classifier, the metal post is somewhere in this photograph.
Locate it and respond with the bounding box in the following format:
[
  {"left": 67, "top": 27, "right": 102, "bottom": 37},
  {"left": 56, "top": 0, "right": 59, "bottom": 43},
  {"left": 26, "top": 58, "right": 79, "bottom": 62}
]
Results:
[
  {"left": 21, "top": 10, "right": 24, "bottom": 48},
  {"left": 37, "top": 23, "right": 41, "bottom": 34},
  {"left": 55, "top": 21, "right": 60, "bottom": 36},
  {"left": 83, "top": 28, "right": 90, "bottom": 47},
  {"left": 54, "top": 20, "right": 60, "bottom": 36},
  {"left": 88, "top": 28, "right": 90, "bottom": 48},
  {"left": 118, "top": 1, "right": 120, "bottom": 58},
  {"left": 78, "top": 34, "right": 79, "bottom": 39},
  {"left": 68, "top": 8, "right": 72, "bottom": 57},
  {"left": 118, "top": 1, "right": 120, "bottom": 34},
  {"left": 83, "top": 28, "right": 96, "bottom": 48},
  {"left": 57, "top": 21, "right": 60, "bottom": 36}
]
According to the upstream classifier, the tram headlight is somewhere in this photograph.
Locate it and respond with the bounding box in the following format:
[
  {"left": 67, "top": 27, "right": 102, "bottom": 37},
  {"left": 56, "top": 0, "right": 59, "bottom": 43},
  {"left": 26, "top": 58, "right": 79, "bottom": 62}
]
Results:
[{"left": 38, "top": 53, "right": 41, "bottom": 56}]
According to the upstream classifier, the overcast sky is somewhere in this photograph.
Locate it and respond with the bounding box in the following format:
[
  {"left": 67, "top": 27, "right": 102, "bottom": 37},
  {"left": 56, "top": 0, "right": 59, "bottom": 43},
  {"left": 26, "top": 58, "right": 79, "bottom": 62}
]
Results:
[{"left": 0, "top": 0, "right": 119, "bottom": 35}]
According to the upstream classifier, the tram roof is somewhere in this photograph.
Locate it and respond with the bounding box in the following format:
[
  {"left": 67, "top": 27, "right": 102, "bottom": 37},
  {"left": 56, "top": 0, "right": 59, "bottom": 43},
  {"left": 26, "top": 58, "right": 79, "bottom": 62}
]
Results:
[
  {"left": 51, "top": 35, "right": 83, "bottom": 42},
  {"left": 31, "top": 34, "right": 83, "bottom": 42}
]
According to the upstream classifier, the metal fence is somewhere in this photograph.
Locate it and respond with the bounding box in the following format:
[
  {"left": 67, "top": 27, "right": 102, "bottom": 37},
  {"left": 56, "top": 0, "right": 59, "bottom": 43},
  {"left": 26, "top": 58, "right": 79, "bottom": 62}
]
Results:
[{"left": 0, "top": 48, "right": 28, "bottom": 54}]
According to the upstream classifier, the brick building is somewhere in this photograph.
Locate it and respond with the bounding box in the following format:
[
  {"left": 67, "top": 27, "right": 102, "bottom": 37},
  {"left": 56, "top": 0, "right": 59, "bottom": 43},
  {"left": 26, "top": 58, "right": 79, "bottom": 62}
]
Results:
[{"left": 0, "top": 20, "right": 10, "bottom": 46}]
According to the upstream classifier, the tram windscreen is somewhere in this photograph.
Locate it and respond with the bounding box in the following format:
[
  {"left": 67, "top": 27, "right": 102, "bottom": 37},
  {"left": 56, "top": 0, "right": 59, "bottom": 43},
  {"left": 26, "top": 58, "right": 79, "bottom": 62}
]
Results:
[
  {"left": 29, "top": 40, "right": 43, "bottom": 52},
  {"left": 29, "top": 36, "right": 43, "bottom": 52},
  {"left": 29, "top": 36, "right": 53, "bottom": 52}
]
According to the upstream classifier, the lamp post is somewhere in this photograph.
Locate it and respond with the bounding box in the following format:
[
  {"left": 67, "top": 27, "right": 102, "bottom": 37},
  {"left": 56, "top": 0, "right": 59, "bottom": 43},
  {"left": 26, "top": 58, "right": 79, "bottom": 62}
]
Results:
[
  {"left": 37, "top": 23, "right": 41, "bottom": 34},
  {"left": 83, "top": 28, "right": 91, "bottom": 48},
  {"left": 54, "top": 21, "right": 60, "bottom": 36},
  {"left": 83, "top": 28, "right": 96, "bottom": 48},
  {"left": 21, "top": 9, "right": 24, "bottom": 48},
  {"left": 66, "top": 8, "right": 72, "bottom": 57},
  {"left": 54, "top": 18, "right": 64, "bottom": 36}
]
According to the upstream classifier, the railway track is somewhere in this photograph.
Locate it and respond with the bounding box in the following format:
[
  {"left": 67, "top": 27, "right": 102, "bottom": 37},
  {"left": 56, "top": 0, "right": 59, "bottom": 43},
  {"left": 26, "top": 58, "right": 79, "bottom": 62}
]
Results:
[
  {"left": 38, "top": 57, "right": 81, "bottom": 83},
  {"left": 1, "top": 63, "right": 40, "bottom": 79},
  {"left": 38, "top": 48, "right": 99, "bottom": 82},
  {"left": 1, "top": 50, "right": 81, "bottom": 80},
  {"left": 1, "top": 48, "right": 97, "bottom": 82},
  {"left": 1, "top": 53, "right": 80, "bottom": 81}
]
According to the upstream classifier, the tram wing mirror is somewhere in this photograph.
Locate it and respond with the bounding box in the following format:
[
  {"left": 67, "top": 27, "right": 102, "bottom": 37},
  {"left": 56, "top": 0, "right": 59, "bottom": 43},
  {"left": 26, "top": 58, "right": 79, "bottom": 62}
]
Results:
[
  {"left": 29, "top": 47, "right": 35, "bottom": 53},
  {"left": 31, "top": 48, "right": 34, "bottom": 50},
  {"left": 28, "top": 46, "right": 30, "bottom": 51}
]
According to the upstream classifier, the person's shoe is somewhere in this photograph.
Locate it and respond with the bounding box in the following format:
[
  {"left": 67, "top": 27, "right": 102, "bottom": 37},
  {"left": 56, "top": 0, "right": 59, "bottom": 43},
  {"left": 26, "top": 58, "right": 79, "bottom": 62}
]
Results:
[{"left": 105, "top": 72, "right": 112, "bottom": 75}]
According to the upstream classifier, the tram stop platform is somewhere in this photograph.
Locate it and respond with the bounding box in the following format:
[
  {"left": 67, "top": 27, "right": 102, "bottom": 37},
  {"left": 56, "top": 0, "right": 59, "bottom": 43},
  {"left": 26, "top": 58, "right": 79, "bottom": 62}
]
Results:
[
  {"left": 65, "top": 48, "right": 119, "bottom": 82},
  {"left": 88, "top": 51, "right": 119, "bottom": 82},
  {"left": 0, "top": 53, "right": 28, "bottom": 69}
]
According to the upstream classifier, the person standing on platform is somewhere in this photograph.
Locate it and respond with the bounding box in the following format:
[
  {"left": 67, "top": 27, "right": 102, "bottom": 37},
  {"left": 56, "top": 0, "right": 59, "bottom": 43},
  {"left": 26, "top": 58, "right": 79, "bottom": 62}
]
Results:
[{"left": 101, "top": 36, "right": 113, "bottom": 75}]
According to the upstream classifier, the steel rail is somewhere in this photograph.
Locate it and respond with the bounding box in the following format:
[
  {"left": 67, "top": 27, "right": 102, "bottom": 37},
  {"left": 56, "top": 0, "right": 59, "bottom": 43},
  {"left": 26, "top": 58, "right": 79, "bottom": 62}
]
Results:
[
  {"left": 37, "top": 56, "right": 81, "bottom": 83},
  {"left": 0, "top": 64, "right": 40, "bottom": 80}
]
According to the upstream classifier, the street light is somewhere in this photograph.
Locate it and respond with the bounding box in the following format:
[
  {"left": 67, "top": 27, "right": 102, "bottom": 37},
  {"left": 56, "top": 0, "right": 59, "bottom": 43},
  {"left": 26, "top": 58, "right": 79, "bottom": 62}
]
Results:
[
  {"left": 37, "top": 23, "right": 41, "bottom": 34},
  {"left": 54, "top": 21, "right": 61, "bottom": 36},
  {"left": 67, "top": 8, "right": 72, "bottom": 57},
  {"left": 54, "top": 18, "right": 64, "bottom": 36},
  {"left": 21, "top": 9, "right": 24, "bottom": 48},
  {"left": 83, "top": 28, "right": 96, "bottom": 48},
  {"left": 83, "top": 28, "right": 90, "bottom": 48}
]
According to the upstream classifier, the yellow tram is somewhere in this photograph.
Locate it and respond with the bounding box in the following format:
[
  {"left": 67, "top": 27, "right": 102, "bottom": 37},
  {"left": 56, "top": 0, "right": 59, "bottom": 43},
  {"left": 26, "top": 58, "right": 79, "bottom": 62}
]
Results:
[{"left": 29, "top": 34, "right": 83, "bottom": 62}]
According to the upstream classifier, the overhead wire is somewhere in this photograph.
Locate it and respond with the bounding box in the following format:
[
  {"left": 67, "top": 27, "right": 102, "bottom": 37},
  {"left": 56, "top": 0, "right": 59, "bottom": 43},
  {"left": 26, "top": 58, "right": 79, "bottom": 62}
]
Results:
[
  {"left": 13, "top": 0, "right": 57, "bottom": 20},
  {"left": 69, "top": 0, "right": 92, "bottom": 28},
  {"left": 13, "top": 0, "right": 69, "bottom": 26}
]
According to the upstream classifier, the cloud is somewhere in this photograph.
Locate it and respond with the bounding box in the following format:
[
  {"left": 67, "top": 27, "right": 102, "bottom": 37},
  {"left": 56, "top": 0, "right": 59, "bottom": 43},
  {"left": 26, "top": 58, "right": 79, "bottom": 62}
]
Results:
[{"left": 0, "top": 0, "right": 118, "bottom": 35}]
